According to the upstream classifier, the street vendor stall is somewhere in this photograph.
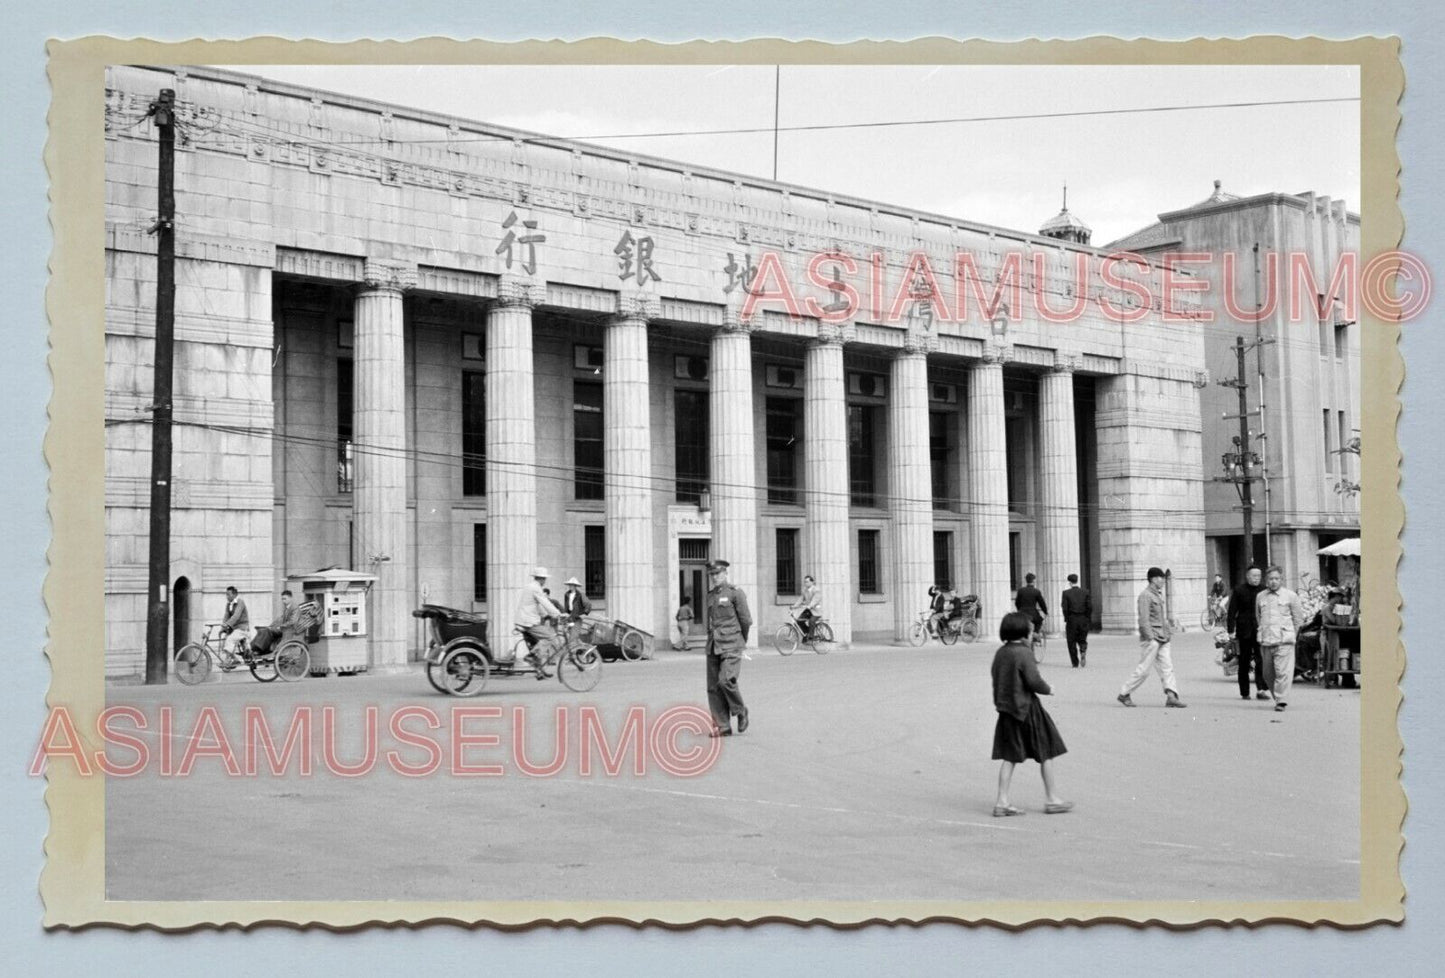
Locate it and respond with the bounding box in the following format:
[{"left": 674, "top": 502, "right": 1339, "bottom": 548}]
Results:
[{"left": 1314, "top": 539, "right": 1360, "bottom": 688}]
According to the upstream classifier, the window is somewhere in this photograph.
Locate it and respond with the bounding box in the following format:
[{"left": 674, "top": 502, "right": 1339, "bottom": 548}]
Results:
[
  {"left": 1338, "top": 410, "right": 1350, "bottom": 478},
  {"left": 462, "top": 371, "right": 485, "bottom": 496},
  {"left": 473, "top": 524, "right": 487, "bottom": 602},
  {"left": 1317, "top": 295, "right": 1331, "bottom": 356},
  {"left": 584, "top": 525, "right": 606, "bottom": 598},
  {"left": 574, "top": 381, "right": 604, "bottom": 500},
  {"left": 858, "top": 529, "right": 881, "bottom": 594},
  {"left": 1006, "top": 415, "right": 1028, "bottom": 515},
  {"left": 930, "top": 412, "right": 952, "bottom": 510},
  {"left": 1334, "top": 322, "right": 1348, "bottom": 361},
  {"left": 1323, "top": 409, "right": 1335, "bottom": 472},
  {"left": 776, "top": 528, "right": 800, "bottom": 595},
  {"left": 848, "top": 405, "right": 876, "bottom": 507},
  {"left": 337, "top": 358, "right": 353, "bottom": 493},
  {"left": 675, "top": 389, "right": 709, "bottom": 503},
  {"left": 933, "top": 531, "right": 953, "bottom": 591},
  {"left": 766, "top": 397, "right": 801, "bottom": 505}
]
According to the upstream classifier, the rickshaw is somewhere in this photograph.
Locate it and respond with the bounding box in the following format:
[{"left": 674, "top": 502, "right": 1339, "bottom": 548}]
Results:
[
  {"left": 174, "top": 600, "right": 319, "bottom": 684},
  {"left": 414, "top": 604, "right": 602, "bottom": 696}
]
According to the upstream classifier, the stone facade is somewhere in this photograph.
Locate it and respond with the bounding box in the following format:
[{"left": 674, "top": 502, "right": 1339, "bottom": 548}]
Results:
[{"left": 101, "top": 65, "right": 1209, "bottom": 678}]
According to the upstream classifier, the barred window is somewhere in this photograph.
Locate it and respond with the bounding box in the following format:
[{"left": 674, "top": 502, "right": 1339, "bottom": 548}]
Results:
[
  {"left": 675, "top": 389, "right": 709, "bottom": 503},
  {"left": 776, "top": 528, "right": 800, "bottom": 596},
  {"left": 462, "top": 371, "right": 486, "bottom": 496},
  {"left": 473, "top": 524, "right": 487, "bottom": 602},
  {"left": 574, "top": 381, "right": 604, "bottom": 500},
  {"left": 858, "top": 529, "right": 881, "bottom": 594},
  {"left": 337, "top": 358, "right": 354, "bottom": 493},
  {"left": 848, "top": 405, "right": 876, "bottom": 507},
  {"left": 766, "top": 397, "right": 801, "bottom": 505},
  {"left": 584, "top": 525, "right": 606, "bottom": 599}
]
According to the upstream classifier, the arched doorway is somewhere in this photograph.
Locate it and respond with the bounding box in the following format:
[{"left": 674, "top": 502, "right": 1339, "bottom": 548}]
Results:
[{"left": 172, "top": 577, "right": 191, "bottom": 654}]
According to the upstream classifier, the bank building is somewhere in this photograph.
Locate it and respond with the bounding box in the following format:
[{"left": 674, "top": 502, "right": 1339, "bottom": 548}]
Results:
[{"left": 102, "top": 65, "right": 1220, "bottom": 679}]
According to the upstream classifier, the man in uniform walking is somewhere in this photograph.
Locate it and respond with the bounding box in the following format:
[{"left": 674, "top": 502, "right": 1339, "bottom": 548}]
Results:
[
  {"left": 704, "top": 559, "right": 752, "bottom": 737},
  {"left": 1060, "top": 573, "right": 1092, "bottom": 668}
]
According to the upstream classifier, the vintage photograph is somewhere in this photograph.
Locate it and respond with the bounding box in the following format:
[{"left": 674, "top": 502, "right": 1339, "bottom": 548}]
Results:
[{"left": 39, "top": 42, "right": 1402, "bottom": 925}]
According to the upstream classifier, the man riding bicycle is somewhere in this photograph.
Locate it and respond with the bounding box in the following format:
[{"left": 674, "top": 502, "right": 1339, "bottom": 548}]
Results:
[
  {"left": 789, "top": 575, "right": 822, "bottom": 639},
  {"left": 514, "top": 566, "right": 564, "bottom": 678}
]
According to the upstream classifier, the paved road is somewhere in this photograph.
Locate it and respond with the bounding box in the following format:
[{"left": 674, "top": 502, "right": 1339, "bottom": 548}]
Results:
[{"left": 104, "top": 631, "right": 1359, "bottom": 903}]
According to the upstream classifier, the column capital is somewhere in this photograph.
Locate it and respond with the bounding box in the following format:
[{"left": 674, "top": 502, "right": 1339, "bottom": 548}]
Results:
[
  {"left": 494, "top": 274, "right": 544, "bottom": 309},
  {"left": 719, "top": 306, "right": 760, "bottom": 334},
  {"left": 1050, "top": 352, "right": 1082, "bottom": 374},
  {"left": 612, "top": 291, "right": 661, "bottom": 325},
  {"left": 901, "top": 330, "right": 938, "bottom": 356},
  {"left": 979, "top": 343, "right": 1013, "bottom": 366},
  {"left": 812, "top": 322, "right": 857, "bottom": 348},
  {"left": 361, "top": 258, "right": 417, "bottom": 294}
]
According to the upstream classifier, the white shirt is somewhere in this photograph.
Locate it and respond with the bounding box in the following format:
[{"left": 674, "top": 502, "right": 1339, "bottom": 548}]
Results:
[{"left": 514, "top": 579, "right": 562, "bottom": 627}]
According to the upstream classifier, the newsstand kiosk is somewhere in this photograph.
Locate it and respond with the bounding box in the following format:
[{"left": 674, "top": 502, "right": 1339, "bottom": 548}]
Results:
[{"left": 286, "top": 568, "right": 378, "bottom": 675}]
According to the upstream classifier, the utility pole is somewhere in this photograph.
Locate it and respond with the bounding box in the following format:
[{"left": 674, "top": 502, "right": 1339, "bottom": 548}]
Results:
[
  {"left": 1218, "top": 336, "right": 1264, "bottom": 568},
  {"left": 143, "top": 88, "right": 177, "bottom": 685},
  {"left": 1253, "top": 242, "right": 1273, "bottom": 565}
]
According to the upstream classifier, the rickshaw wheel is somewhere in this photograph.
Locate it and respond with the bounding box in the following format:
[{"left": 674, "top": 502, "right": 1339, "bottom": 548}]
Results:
[
  {"left": 440, "top": 646, "right": 490, "bottom": 696},
  {"left": 276, "top": 642, "right": 310, "bottom": 682},
  {"left": 425, "top": 658, "right": 448, "bottom": 694},
  {"left": 939, "top": 619, "right": 960, "bottom": 645},
  {"left": 558, "top": 645, "right": 602, "bottom": 692},
  {"left": 960, "top": 618, "right": 980, "bottom": 643},
  {"left": 175, "top": 644, "right": 211, "bottom": 685},
  {"left": 620, "top": 630, "right": 646, "bottom": 661},
  {"left": 249, "top": 652, "right": 279, "bottom": 683}
]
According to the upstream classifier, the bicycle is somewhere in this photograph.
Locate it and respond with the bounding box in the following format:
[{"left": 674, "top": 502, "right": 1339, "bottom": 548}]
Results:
[
  {"left": 1029, "top": 623, "right": 1048, "bottom": 664},
  {"left": 908, "top": 610, "right": 944, "bottom": 647},
  {"left": 174, "top": 620, "right": 312, "bottom": 685},
  {"left": 438, "top": 618, "right": 602, "bottom": 696},
  {"left": 773, "top": 612, "right": 834, "bottom": 655},
  {"left": 1200, "top": 593, "right": 1228, "bottom": 630}
]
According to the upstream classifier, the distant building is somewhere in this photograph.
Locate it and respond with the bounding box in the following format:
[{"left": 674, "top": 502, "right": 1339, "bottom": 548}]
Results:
[
  {"left": 1108, "top": 180, "right": 1360, "bottom": 586},
  {"left": 1038, "top": 186, "right": 1092, "bottom": 246},
  {"left": 101, "top": 65, "right": 1209, "bottom": 679}
]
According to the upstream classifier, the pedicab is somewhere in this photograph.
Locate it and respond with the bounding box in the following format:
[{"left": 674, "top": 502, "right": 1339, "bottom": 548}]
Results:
[{"left": 413, "top": 604, "right": 602, "bottom": 696}]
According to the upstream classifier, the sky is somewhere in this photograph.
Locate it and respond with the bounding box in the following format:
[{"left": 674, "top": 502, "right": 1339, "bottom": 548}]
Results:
[{"left": 225, "top": 63, "right": 1360, "bottom": 247}]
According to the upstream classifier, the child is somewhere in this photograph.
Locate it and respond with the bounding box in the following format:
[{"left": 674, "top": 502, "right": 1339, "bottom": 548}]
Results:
[
  {"left": 990, "top": 611, "right": 1073, "bottom": 817},
  {"left": 673, "top": 596, "right": 694, "bottom": 650}
]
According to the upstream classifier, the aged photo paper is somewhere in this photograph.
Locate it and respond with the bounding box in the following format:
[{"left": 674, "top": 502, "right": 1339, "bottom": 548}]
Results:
[{"left": 41, "top": 35, "right": 1404, "bottom": 928}]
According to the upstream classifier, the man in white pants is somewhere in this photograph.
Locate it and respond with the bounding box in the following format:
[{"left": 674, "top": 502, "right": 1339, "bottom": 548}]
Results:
[
  {"left": 1118, "top": 567, "right": 1187, "bottom": 709},
  {"left": 1256, "top": 565, "right": 1307, "bottom": 712}
]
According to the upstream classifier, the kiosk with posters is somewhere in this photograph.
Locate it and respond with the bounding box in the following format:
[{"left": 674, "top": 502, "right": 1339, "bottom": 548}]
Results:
[{"left": 286, "top": 568, "right": 378, "bottom": 675}]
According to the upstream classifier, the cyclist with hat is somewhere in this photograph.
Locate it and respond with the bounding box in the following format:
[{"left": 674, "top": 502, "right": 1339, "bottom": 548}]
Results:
[{"left": 514, "top": 566, "right": 563, "bottom": 677}]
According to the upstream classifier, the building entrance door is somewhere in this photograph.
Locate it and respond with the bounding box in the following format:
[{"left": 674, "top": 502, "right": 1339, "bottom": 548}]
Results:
[{"left": 678, "top": 538, "right": 710, "bottom": 648}]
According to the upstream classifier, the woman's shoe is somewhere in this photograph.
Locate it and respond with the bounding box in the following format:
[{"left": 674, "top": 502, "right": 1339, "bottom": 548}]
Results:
[
  {"left": 992, "top": 805, "right": 1026, "bottom": 817},
  {"left": 1044, "top": 801, "right": 1075, "bottom": 815}
]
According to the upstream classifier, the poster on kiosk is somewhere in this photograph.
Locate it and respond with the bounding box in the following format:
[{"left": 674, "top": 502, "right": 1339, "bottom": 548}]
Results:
[{"left": 285, "top": 568, "right": 378, "bottom": 675}]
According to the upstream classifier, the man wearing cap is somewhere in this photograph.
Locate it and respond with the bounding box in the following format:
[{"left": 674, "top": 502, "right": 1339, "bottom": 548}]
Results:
[
  {"left": 704, "top": 559, "right": 752, "bottom": 736},
  {"left": 561, "top": 576, "right": 592, "bottom": 622},
  {"left": 1117, "top": 566, "right": 1186, "bottom": 708},
  {"left": 514, "top": 566, "right": 564, "bottom": 677}
]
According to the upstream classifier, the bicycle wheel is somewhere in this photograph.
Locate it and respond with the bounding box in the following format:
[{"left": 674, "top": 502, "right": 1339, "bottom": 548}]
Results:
[
  {"left": 249, "top": 652, "right": 279, "bottom": 683},
  {"left": 174, "top": 644, "right": 212, "bottom": 685},
  {"left": 425, "top": 657, "right": 448, "bottom": 694},
  {"left": 1031, "top": 633, "right": 1046, "bottom": 664},
  {"left": 619, "top": 630, "right": 646, "bottom": 661},
  {"left": 939, "top": 619, "right": 960, "bottom": 645},
  {"left": 1199, "top": 608, "right": 1214, "bottom": 630},
  {"left": 960, "top": 618, "right": 980, "bottom": 644},
  {"left": 439, "top": 647, "right": 490, "bottom": 696},
  {"left": 907, "top": 620, "right": 928, "bottom": 647},
  {"left": 276, "top": 642, "right": 311, "bottom": 682},
  {"left": 774, "top": 623, "right": 800, "bottom": 655},
  {"left": 558, "top": 645, "right": 602, "bottom": 692},
  {"left": 809, "top": 622, "right": 834, "bottom": 653}
]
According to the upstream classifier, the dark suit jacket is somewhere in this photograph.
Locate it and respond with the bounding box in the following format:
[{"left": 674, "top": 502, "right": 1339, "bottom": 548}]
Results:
[
  {"left": 562, "top": 588, "right": 592, "bottom": 620},
  {"left": 1014, "top": 585, "right": 1048, "bottom": 622},
  {"left": 1061, "top": 586, "right": 1092, "bottom": 620}
]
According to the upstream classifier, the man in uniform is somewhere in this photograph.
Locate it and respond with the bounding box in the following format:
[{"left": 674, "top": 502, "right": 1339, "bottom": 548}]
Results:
[
  {"left": 1060, "top": 573, "right": 1092, "bottom": 668},
  {"left": 704, "top": 559, "right": 752, "bottom": 737}
]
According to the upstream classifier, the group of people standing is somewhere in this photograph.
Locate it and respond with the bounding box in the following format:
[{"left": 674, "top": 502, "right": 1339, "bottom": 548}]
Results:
[{"left": 1224, "top": 565, "right": 1308, "bottom": 712}]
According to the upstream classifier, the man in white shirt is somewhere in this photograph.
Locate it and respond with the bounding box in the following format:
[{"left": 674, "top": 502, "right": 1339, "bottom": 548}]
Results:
[{"left": 514, "top": 566, "right": 563, "bottom": 677}]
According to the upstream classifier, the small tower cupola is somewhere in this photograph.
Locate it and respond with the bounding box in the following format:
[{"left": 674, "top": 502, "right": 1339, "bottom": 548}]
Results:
[{"left": 1039, "top": 183, "right": 1092, "bottom": 245}]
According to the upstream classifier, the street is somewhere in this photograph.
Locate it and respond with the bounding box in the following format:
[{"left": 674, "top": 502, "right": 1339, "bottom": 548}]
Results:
[{"left": 104, "top": 630, "right": 1360, "bottom": 904}]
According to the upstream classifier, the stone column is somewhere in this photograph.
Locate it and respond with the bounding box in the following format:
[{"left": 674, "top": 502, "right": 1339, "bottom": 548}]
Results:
[
  {"left": 804, "top": 323, "right": 854, "bottom": 645},
  {"left": 485, "top": 275, "right": 543, "bottom": 658},
  {"left": 1039, "top": 355, "right": 1081, "bottom": 634},
  {"left": 710, "top": 311, "right": 759, "bottom": 645},
  {"left": 967, "top": 345, "right": 1012, "bottom": 631},
  {"left": 353, "top": 259, "right": 416, "bottom": 670},
  {"left": 889, "top": 337, "right": 935, "bottom": 640},
  {"left": 605, "top": 293, "right": 658, "bottom": 635}
]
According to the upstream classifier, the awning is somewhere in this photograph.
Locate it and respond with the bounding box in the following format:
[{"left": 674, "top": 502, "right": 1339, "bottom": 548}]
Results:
[{"left": 1316, "top": 538, "right": 1361, "bottom": 557}]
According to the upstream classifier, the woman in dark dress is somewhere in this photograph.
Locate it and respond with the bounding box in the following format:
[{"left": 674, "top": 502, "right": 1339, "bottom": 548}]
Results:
[{"left": 990, "top": 612, "right": 1073, "bottom": 816}]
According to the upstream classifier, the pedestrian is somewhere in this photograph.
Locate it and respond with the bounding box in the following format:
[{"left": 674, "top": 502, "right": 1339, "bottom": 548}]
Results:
[
  {"left": 1014, "top": 572, "right": 1048, "bottom": 641},
  {"left": 1060, "top": 573, "right": 1092, "bottom": 668},
  {"left": 673, "top": 596, "right": 694, "bottom": 650},
  {"left": 1227, "top": 566, "right": 1269, "bottom": 700},
  {"left": 219, "top": 586, "right": 250, "bottom": 656},
  {"left": 561, "top": 576, "right": 591, "bottom": 621},
  {"left": 703, "top": 559, "right": 752, "bottom": 737},
  {"left": 1256, "top": 565, "right": 1307, "bottom": 712},
  {"left": 990, "top": 611, "right": 1072, "bottom": 817},
  {"left": 1117, "top": 567, "right": 1187, "bottom": 708}
]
